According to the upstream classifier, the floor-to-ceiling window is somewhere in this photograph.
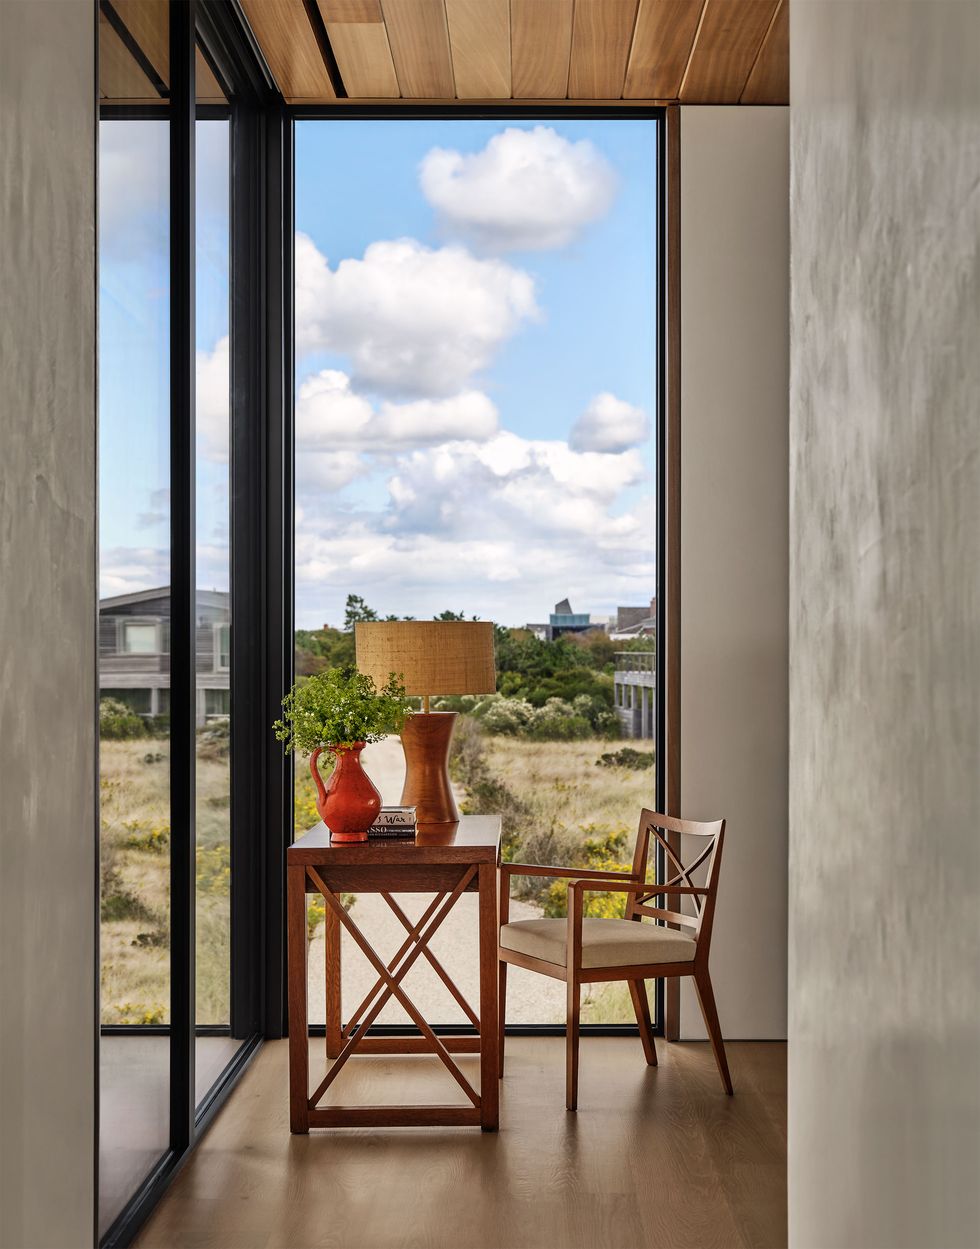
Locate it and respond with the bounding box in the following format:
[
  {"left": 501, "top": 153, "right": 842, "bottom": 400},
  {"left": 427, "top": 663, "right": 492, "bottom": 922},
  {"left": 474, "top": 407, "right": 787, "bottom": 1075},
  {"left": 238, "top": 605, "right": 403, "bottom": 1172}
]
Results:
[
  {"left": 292, "top": 115, "right": 661, "bottom": 1028},
  {"left": 98, "top": 5, "right": 268, "bottom": 1239},
  {"left": 98, "top": 94, "right": 172, "bottom": 1233},
  {"left": 194, "top": 106, "right": 238, "bottom": 1101}
]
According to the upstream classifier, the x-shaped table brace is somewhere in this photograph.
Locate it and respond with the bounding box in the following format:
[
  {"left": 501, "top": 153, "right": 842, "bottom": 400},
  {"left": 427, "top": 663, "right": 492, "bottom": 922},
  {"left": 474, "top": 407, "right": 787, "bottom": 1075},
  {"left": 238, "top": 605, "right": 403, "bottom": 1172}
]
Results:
[{"left": 307, "top": 864, "right": 481, "bottom": 1112}]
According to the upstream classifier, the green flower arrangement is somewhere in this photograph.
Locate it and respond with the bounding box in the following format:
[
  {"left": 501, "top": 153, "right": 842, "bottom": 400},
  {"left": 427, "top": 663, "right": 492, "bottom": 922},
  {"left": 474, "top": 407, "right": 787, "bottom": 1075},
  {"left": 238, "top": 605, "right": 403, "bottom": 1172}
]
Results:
[{"left": 273, "top": 665, "right": 411, "bottom": 754}]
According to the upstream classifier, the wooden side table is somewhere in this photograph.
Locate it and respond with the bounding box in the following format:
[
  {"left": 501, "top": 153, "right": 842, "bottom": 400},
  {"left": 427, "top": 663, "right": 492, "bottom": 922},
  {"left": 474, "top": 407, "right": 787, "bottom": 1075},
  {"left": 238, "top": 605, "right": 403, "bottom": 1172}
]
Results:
[{"left": 287, "top": 814, "right": 501, "bottom": 1132}]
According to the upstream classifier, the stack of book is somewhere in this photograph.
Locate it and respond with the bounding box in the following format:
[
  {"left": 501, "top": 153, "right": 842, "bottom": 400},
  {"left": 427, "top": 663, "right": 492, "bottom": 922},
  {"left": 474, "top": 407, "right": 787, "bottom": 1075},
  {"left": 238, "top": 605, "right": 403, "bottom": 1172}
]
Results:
[{"left": 367, "top": 805, "right": 417, "bottom": 840}]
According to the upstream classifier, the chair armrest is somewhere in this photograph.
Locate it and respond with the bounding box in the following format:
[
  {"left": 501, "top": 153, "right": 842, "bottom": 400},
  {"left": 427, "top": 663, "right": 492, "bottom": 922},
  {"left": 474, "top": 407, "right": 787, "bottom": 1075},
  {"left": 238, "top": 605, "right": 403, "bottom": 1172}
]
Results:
[
  {"left": 500, "top": 862, "right": 637, "bottom": 883},
  {"left": 566, "top": 880, "right": 705, "bottom": 896}
]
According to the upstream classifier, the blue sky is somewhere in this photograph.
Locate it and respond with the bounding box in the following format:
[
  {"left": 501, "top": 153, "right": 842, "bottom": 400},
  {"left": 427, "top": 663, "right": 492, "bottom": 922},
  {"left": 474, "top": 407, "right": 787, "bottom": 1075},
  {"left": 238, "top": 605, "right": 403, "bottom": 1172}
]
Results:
[
  {"left": 99, "top": 118, "right": 658, "bottom": 629},
  {"left": 292, "top": 119, "right": 658, "bottom": 628},
  {"left": 99, "top": 119, "right": 230, "bottom": 599}
]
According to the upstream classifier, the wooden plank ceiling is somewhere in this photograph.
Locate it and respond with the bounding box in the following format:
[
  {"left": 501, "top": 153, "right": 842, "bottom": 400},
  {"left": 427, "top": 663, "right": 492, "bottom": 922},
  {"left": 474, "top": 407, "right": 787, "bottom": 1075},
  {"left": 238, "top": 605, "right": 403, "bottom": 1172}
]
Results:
[
  {"left": 100, "top": 0, "right": 788, "bottom": 107},
  {"left": 241, "top": 0, "right": 788, "bottom": 104}
]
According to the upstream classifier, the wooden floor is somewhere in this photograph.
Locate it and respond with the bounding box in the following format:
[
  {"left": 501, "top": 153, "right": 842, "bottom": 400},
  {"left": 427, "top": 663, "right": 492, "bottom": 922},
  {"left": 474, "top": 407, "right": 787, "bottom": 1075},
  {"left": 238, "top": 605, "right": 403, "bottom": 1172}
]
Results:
[{"left": 134, "top": 1037, "right": 786, "bottom": 1249}]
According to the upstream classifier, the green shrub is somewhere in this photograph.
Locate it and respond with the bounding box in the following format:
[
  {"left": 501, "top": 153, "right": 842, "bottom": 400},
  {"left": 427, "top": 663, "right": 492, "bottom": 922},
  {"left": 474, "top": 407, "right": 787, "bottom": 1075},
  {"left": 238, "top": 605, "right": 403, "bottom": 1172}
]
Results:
[
  {"left": 482, "top": 697, "right": 535, "bottom": 735},
  {"left": 100, "top": 839, "right": 156, "bottom": 921},
  {"left": 541, "top": 826, "right": 633, "bottom": 919},
  {"left": 100, "top": 697, "right": 145, "bottom": 740},
  {"left": 597, "top": 746, "right": 655, "bottom": 770},
  {"left": 122, "top": 820, "right": 170, "bottom": 854},
  {"left": 101, "top": 887, "right": 156, "bottom": 923}
]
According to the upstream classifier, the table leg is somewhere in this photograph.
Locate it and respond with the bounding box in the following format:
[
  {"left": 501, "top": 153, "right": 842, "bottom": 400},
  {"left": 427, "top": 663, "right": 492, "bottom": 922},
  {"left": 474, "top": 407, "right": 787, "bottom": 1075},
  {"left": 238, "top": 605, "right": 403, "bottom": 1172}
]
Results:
[
  {"left": 478, "top": 862, "right": 499, "bottom": 1131},
  {"left": 287, "top": 864, "right": 309, "bottom": 1134},
  {"left": 324, "top": 903, "right": 342, "bottom": 1059}
]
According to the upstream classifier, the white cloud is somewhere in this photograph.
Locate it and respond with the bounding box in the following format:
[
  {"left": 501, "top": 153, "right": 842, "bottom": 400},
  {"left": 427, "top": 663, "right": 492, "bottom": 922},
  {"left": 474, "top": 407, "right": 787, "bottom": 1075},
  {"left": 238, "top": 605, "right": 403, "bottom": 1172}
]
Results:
[
  {"left": 197, "top": 336, "right": 230, "bottom": 462},
  {"left": 296, "top": 369, "right": 499, "bottom": 455},
  {"left": 296, "top": 450, "right": 366, "bottom": 493},
  {"left": 419, "top": 126, "right": 617, "bottom": 252},
  {"left": 294, "top": 233, "right": 538, "bottom": 395},
  {"left": 296, "top": 370, "right": 374, "bottom": 448},
  {"left": 569, "top": 392, "right": 649, "bottom": 454},
  {"left": 374, "top": 392, "right": 498, "bottom": 447},
  {"left": 293, "top": 428, "right": 653, "bottom": 628},
  {"left": 99, "top": 545, "right": 170, "bottom": 599}
]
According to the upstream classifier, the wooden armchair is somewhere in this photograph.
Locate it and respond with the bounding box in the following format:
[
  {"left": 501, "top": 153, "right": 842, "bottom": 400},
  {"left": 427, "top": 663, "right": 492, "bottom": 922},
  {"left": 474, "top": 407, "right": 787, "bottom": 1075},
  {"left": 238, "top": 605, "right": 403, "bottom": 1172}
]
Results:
[{"left": 498, "top": 809, "right": 731, "bottom": 1110}]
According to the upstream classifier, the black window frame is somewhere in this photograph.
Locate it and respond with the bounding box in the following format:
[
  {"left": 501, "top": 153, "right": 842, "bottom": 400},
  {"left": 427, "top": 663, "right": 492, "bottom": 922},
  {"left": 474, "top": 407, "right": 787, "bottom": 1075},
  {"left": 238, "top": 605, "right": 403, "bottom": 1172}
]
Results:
[{"left": 97, "top": 1, "right": 290, "bottom": 1244}]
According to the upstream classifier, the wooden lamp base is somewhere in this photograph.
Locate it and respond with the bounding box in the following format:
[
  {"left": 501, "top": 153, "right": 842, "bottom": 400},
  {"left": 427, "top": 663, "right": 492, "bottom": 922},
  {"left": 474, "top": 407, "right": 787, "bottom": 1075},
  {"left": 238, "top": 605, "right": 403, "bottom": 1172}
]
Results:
[{"left": 399, "top": 711, "right": 459, "bottom": 825}]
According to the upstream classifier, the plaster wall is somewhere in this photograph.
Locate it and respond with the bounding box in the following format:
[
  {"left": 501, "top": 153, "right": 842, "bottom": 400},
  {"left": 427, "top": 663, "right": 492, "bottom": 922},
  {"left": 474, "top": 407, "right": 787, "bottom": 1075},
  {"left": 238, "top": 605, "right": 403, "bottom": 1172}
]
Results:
[
  {"left": 789, "top": 3, "right": 980, "bottom": 1246},
  {"left": 0, "top": 3, "right": 97, "bottom": 1246},
  {"left": 680, "top": 106, "right": 789, "bottom": 1039}
]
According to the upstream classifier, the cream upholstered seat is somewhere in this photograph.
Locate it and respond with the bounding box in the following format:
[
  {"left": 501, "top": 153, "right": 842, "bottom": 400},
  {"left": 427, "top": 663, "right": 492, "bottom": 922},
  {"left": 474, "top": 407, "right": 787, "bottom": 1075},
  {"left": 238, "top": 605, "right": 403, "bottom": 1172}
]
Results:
[{"left": 500, "top": 917, "right": 697, "bottom": 970}]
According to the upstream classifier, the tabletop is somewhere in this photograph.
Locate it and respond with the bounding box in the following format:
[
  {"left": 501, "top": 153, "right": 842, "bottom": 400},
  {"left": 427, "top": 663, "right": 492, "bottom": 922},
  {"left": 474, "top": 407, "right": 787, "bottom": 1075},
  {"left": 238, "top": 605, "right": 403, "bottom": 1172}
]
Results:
[{"left": 287, "top": 813, "right": 502, "bottom": 866}]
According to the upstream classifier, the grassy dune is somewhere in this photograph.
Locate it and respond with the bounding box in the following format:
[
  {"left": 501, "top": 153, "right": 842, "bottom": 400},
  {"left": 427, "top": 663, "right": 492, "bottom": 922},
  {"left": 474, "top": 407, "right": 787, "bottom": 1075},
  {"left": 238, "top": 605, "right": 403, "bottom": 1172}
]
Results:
[
  {"left": 100, "top": 729, "right": 654, "bottom": 1026},
  {"left": 100, "top": 739, "right": 231, "bottom": 1025}
]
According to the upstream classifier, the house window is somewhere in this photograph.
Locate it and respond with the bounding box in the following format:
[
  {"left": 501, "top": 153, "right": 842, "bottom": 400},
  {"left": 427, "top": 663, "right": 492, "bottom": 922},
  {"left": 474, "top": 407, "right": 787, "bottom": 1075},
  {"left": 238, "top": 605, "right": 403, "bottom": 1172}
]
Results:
[
  {"left": 122, "top": 621, "right": 159, "bottom": 654},
  {"left": 205, "top": 688, "right": 229, "bottom": 718},
  {"left": 102, "top": 687, "right": 153, "bottom": 716},
  {"left": 214, "top": 623, "right": 230, "bottom": 671}
]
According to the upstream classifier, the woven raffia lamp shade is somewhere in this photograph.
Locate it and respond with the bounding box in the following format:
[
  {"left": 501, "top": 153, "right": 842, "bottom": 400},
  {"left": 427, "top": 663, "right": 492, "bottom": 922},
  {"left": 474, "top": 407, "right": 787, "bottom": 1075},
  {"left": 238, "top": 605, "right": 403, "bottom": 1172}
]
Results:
[
  {"left": 355, "top": 621, "right": 495, "bottom": 700},
  {"left": 355, "top": 621, "right": 496, "bottom": 825}
]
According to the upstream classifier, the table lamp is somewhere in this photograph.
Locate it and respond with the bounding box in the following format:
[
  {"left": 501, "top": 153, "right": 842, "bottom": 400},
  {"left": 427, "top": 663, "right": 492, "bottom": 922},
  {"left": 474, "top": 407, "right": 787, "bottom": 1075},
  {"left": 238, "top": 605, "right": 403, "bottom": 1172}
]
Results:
[{"left": 354, "top": 620, "right": 496, "bottom": 825}]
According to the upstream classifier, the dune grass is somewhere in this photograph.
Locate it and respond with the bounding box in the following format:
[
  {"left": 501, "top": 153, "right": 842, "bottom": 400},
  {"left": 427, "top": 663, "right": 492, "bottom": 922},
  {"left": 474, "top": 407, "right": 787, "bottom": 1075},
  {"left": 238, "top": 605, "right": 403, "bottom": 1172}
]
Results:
[
  {"left": 100, "top": 728, "right": 655, "bottom": 1026},
  {"left": 99, "top": 738, "right": 232, "bottom": 1025}
]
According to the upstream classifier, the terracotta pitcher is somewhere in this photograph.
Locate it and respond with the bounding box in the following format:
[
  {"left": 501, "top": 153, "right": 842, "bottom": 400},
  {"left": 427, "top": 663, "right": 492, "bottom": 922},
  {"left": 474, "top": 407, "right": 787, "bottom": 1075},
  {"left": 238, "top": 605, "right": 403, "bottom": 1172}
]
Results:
[{"left": 310, "top": 743, "right": 381, "bottom": 843}]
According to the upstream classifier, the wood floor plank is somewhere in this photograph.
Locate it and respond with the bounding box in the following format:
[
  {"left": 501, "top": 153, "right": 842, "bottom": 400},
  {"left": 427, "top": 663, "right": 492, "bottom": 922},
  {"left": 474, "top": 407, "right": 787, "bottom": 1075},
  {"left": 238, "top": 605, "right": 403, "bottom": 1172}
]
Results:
[{"left": 133, "top": 1037, "right": 786, "bottom": 1249}]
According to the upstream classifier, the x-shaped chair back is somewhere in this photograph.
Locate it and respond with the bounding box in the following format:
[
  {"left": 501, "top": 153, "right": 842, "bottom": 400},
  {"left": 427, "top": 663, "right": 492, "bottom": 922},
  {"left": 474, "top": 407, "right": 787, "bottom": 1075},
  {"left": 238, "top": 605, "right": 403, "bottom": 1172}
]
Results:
[{"left": 627, "top": 808, "right": 726, "bottom": 958}]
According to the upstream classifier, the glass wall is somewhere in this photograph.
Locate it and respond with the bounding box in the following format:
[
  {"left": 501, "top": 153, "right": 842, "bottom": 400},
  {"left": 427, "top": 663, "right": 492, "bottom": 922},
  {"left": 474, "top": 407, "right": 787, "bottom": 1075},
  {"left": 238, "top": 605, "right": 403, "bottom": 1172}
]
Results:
[
  {"left": 98, "top": 106, "right": 172, "bottom": 1239},
  {"left": 194, "top": 111, "right": 238, "bottom": 1102},
  {"left": 293, "top": 118, "right": 659, "bottom": 1027},
  {"left": 98, "top": 4, "right": 265, "bottom": 1237}
]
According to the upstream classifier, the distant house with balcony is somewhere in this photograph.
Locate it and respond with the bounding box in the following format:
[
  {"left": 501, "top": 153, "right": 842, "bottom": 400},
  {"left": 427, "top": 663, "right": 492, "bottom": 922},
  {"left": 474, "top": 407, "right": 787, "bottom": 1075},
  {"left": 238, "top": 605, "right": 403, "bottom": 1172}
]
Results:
[
  {"left": 614, "top": 650, "right": 655, "bottom": 739},
  {"left": 99, "top": 586, "right": 229, "bottom": 726}
]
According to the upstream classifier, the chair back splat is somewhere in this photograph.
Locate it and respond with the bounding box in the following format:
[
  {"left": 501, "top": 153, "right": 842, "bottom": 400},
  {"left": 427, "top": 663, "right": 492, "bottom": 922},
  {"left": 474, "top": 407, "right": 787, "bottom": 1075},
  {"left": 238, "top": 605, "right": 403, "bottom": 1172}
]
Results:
[{"left": 628, "top": 808, "right": 725, "bottom": 949}]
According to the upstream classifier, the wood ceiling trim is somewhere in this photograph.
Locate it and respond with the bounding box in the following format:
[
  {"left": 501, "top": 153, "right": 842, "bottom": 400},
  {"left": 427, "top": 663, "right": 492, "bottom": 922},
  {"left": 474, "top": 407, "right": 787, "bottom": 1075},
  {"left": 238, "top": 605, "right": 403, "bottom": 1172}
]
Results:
[
  {"left": 510, "top": 0, "right": 573, "bottom": 99},
  {"left": 239, "top": 0, "right": 337, "bottom": 101},
  {"left": 679, "top": 0, "right": 779, "bottom": 103},
  {"left": 381, "top": 0, "right": 456, "bottom": 98},
  {"left": 739, "top": 0, "right": 788, "bottom": 104},
  {"left": 318, "top": 0, "right": 400, "bottom": 97},
  {"left": 568, "top": 0, "right": 640, "bottom": 100},
  {"left": 99, "top": 11, "right": 160, "bottom": 103},
  {"left": 111, "top": 0, "right": 169, "bottom": 85},
  {"left": 196, "top": 45, "right": 227, "bottom": 102},
  {"left": 624, "top": 0, "right": 704, "bottom": 100},
  {"left": 320, "top": 0, "right": 384, "bottom": 17},
  {"left": 445, "top": 0, "right": 511, "bottom": 99}
]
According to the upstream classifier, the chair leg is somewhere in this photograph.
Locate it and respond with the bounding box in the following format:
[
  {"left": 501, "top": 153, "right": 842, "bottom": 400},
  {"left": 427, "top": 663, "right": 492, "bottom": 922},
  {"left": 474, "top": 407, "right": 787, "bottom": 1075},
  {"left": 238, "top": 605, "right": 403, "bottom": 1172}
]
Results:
[
  {"left": 693, "top": 967, "right": 733, "bottom": 1094},
  {"left": 566, "top": 975, "right": 581, "bottom": 1111},
  {"left": 498, "top": 960, "right": 507, "bottom": 1076},
  {"left": 628, "top": 979, "right": 657, "bottom": 1067}
]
